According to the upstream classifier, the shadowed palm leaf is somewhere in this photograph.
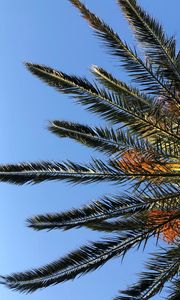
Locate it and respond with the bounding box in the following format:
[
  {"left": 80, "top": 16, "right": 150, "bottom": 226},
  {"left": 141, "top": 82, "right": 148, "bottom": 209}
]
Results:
[{"left": 1, "top": 0, "right": 179, "bottom": 299}]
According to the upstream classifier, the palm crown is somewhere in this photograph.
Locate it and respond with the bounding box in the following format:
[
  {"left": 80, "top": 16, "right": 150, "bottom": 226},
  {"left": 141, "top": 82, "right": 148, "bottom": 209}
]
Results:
[{"left": 0, "top": 0, "right": 180, "bottom": 299}]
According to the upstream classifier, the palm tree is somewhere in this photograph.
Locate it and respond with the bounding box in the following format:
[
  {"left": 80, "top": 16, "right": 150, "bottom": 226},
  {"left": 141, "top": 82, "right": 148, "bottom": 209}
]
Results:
[{"left": 0, "top": 0, "right": 179, "bottom": 298}]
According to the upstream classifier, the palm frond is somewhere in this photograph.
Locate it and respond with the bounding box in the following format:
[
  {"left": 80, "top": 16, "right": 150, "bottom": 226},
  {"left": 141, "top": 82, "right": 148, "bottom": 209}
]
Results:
[
  {"left": 117, "top": 0, "right": 180, "bottom": 89},
  {"left": 0, "top": 159, "right": 124, "bottom": 185},
  {"left": 0, "top": 226, "right": 163, "bottom": 293},
  {"left": 84, "top": 219, "right": 143, "bottom": 233},
  {"left": 25, "top": 62, "right": 136, "bottom": 125},
  {"left": 0, "top": 158, "right": 179, "bottom": 186},
  {"left": 49, "top": 120, "right": 125, "bottom": 155},
  {"left": 85, "top": 210, "right": 180, "bottom": 234},
  {"left": 68, "top": 0, "right": 178, "bottom": 99},
  {"left": 48, "top": 120, "right": 159, "bottom": 157},
  {"left": 115, "top": 244, "right": 180, "bottom": 299},
  {"left": 91, "top": 65, "right": 152, "bottom": 107},
  {"left": 25, "top": 63, "right": 180, "bottom": 144},
  {"left": 27, "top": 187, "right": 180, "bottom": 231}
]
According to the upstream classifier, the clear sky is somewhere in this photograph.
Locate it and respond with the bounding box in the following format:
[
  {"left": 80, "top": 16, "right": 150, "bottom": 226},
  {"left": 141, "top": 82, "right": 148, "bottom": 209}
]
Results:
[{"left": 0, "top": 1, "right": 179, "bottom": 300}]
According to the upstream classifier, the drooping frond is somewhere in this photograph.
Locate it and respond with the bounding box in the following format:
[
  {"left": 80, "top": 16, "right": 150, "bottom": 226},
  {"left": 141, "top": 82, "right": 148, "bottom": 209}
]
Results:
[
  {"left": 115, "top": 244, "right": 180, "bottom": 299},
  {"left": 0, "top": 225, "right": 165, "bottom": 293},
  {"left": 117, "top": 0, "right": 180, "bottom": 89},
  {"left": 27, "top": 187, "right": 180, "bottom": 231},
  {"left": 68, "top": 0, "right": 178, "bottom": 99},
  {"left": 25, "top": 195, "right": 151, "bottom": 231},
  {"left": 25, "top": 63, "right": 180, "bottom": 144}
]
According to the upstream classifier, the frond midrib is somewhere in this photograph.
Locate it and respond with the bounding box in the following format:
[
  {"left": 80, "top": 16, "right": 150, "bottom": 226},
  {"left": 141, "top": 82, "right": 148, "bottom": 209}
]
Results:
[{"left": 1, "top": 169, "right": 180, "bottom": 178}]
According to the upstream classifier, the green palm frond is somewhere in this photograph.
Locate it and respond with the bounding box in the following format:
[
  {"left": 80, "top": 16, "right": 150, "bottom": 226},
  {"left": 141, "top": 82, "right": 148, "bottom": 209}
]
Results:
[
  {"left": 85, "top": 210, "right": 180, "bottom": 234},
  {"left": 48, "top": 120, "right": 159, "bottom": 156},
  {"left": 0, "top": 223, "right": 168, "bottom": 293},
  {"left": 77, "top": 214, "right": 148, "bottom": 233},
  {"left": 91, "top": 65, "right": 152, "bottom": 107},
  {"left": 27, "top": 187, "right": 180, "bottom": 231},
  {"left": 68, "top": 0, "right": 178, "bottom": 100},
  {"left": 1, "top": 214, "right": 179, "bottom": 293},
  {"left": 49, "top": 120, "right": 126, "bottom": 155},
  {"left": 0, "top": 160, "right": 122, "bottom": 185},
  {"left": 117, "top": 0, "right": 180, "bottom": 89},
  {"left": 25, "top": 63, "right": 179, "bottom": 144},
  {"left": 25, "top": 62, "right": 137, "bottom": 125},
  {"left": 115, "top": 244, "right": 180, "bottom": 299},
  {"left": 0, "top": 158, "right": 179, "bottom": 186}
]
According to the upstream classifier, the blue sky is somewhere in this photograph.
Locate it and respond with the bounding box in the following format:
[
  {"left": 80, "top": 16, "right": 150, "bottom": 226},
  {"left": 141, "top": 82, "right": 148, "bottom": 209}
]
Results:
[{"left": 0, "top": 1, "right": 179, "bottom": 299}]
